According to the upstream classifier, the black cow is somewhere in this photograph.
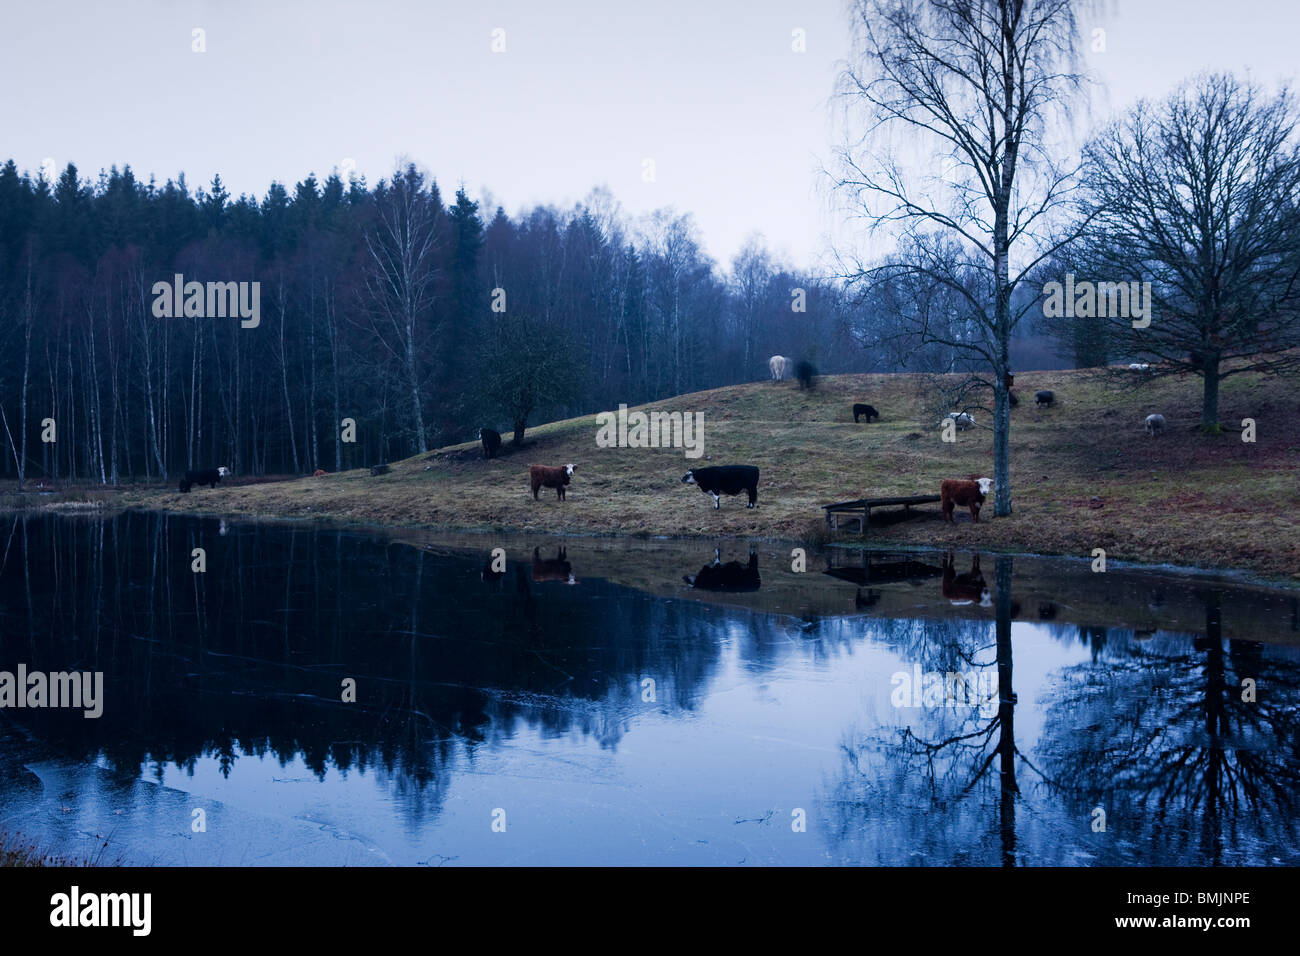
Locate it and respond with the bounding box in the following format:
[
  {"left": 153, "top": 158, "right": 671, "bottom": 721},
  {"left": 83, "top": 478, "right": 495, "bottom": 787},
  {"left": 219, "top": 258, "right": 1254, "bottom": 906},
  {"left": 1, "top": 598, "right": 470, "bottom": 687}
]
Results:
[
  {"left": 480, "top": 428, "right": 502, "bottom": 459},
  {"left": 370, "top": 463, "right": 390, "bottom": 476},
  {"left": 1035, "top": 390, "right": 1055, "bottom": 407},
  {"left": 683, "top": 550, "right": 761, "bottom": 591},
  {"left": 681, "top": 465, "right": 759, "bottom": 509},
  {"left": 179, "top": 466, "right": 229, "bottom": 493},
  {"left": 853, "top": 403, "right": 879, "bottom": 423},
  {"left": 795, "top": 360, "right": 817, "bottom": 390}
]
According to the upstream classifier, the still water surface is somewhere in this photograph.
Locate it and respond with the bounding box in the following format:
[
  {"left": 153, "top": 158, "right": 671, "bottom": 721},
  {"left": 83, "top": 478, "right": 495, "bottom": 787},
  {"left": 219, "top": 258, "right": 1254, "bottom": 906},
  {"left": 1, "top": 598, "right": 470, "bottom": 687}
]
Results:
[{"left": 0, "top": 512, "right": 1296, "bottom": 865}]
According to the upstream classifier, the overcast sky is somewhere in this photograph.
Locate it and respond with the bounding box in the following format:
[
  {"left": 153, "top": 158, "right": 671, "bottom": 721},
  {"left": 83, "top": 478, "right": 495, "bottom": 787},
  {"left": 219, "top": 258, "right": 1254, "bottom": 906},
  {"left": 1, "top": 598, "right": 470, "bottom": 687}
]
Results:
[{"left": 2, "top": 0, "right": 1297, "bottom": 271}]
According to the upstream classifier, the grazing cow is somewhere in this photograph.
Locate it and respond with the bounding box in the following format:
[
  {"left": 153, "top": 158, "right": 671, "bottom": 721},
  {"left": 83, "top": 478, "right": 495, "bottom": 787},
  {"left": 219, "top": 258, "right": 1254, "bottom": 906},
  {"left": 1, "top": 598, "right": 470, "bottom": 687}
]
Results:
[
  {"left": 941, "top": 553, "right": 991, "bottom": 607},
  {"left": 683, "top": 549, "right": 760, "bottom": 591},
  {"left": 681, "top": 465, "right": 759, "bottom": 509},
  {"left": 179, "top": 466, "right": 230, "bottom": 494},
  {"left": 950, "top": 411, "right": 976, "bottom": 431},
  {"left": 1035, "top": 390, "right": 1054, "bottom": 406},
  {"left": 313, "top": 469, "right": 326, "bottom": 477},
  {"left": 940, "top": 476, "right": 993, "bottom": 523},
  {"left": 768, "top": 355, "right": 788, "bottom": 381},
  {"left": 853, "top": 403, "right": 879, "bottom": 423},
  {"left": 531, "top": 546, "right": 577, "bottom": 584},
  {"left": 370, "top": 463, "right": 390, "bottom": 476},
  {"left": 530, "top": 463, "right": 575, "bottom": 500},
  {"left": 1145, "top": 413, "right": 1166, "bottom": 436},
  {"left": 480, "top": 427, "right": 502, "bottom": 459}
]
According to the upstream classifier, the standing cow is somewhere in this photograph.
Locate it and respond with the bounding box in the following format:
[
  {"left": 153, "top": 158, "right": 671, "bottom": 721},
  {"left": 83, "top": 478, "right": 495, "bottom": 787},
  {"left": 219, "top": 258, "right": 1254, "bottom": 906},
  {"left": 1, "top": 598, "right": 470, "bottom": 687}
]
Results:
[
  {"left": 480, "top": 427, "right": 502, "bottom": 459},
  {"left": 179, "top": 466, "right": 230, "bottom": 494},
  {"left": 1144, "top": 413, "right": 1166, "bottom": 437},
  {"left": 529, "top": 463, "right": 575, "bottom": 500},
  {"left": 681, "top": 465, "right": 760, "bottom": 509},
  {"left": 768, "top": 355, "right": 788, "bottom": 381},
  {"left": 940, "top": 477, "right": 993, "bottom": 523}
]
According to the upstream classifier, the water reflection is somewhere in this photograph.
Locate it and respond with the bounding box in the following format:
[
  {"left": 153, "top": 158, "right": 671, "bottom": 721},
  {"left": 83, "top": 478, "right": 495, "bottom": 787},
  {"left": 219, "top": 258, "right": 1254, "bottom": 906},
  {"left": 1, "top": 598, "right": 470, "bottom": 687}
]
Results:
[
  {"left": 0, "top": 512, "right": 1296, "bottom": 866},
  {"left": 530, "top": 546, "right": 577, "bottom": 585},
  {"left": 1039, "top": 591, "right": 1300, "bottom": 865},
  {"left": 683, "top": 549, "right": 761, "bottom": 592},
  {"left": 821, "top": 555, "right": 1300, "bottom": 867}
]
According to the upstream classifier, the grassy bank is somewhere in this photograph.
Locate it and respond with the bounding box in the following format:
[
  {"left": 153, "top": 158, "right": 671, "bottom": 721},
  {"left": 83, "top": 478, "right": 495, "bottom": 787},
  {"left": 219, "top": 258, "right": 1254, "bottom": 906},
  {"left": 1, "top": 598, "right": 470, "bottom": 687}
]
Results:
[
  {"left": 116, "top": 366, "right": 1300, "bottom": 581},
  {"left": 0, "top": 830, "right": 114, "bottom": 867}
]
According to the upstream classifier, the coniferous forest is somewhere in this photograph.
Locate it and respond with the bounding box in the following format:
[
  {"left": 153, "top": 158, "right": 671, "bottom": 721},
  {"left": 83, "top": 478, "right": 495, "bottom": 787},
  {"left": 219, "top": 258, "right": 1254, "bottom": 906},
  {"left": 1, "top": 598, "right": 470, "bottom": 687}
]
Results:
[{"left": 0, "top": 160, "right": 857, "bottom": 483}]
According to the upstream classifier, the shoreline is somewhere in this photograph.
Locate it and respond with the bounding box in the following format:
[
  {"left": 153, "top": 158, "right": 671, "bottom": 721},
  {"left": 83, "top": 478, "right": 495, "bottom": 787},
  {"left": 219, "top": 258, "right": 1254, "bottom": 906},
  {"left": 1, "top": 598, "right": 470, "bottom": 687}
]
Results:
[
  {"left": 11, "top": 498, "right": 1285, "bottom": 591},
  {"left": 7, "top": 368, "right": 1299, "bottom": 590}
]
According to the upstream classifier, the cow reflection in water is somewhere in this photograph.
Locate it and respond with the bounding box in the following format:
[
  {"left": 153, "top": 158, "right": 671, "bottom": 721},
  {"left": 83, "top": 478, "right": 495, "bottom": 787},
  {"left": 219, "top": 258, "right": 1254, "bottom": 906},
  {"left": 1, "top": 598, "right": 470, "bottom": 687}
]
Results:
[
  {"left": 941, "top": 552, "right": 991, "bottom": 607},
  {"left": 684, "top": 549, "right": 761, "bottom": 591},
  {"left": 855, "top": 588, "right": 882, "bottom": 609},
  {"left": 531, "top": 546, "right": 577, "bottom": 585}
]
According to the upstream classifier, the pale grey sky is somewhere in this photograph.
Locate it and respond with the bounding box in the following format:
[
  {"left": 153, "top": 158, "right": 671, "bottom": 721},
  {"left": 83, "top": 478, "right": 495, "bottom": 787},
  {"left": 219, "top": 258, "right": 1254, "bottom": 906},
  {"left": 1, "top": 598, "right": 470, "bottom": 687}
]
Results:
[{"left": 1, "top": 0, "right": 1297, "bottom": 270}]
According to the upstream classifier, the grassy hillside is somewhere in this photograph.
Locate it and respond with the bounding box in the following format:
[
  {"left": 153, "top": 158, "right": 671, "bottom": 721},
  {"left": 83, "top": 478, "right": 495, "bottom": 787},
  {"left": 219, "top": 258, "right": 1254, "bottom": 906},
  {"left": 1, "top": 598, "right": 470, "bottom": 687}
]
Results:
[{"left": 122, "top": 366, "right": 1300, "bottom": 581}]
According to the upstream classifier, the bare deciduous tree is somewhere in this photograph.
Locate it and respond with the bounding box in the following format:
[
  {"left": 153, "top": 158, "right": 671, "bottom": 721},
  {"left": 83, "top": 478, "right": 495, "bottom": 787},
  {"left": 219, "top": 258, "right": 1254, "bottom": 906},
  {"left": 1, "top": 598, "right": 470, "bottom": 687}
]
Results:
[
  {"left": 831, "top": 0, "right": 1092, "bottom": 515},
  {"left": 1077, "top": 73, "right": 1300, "bottom": 429},
  {"left": 363, "top": 164, "right": 442, "bottom": 454}
]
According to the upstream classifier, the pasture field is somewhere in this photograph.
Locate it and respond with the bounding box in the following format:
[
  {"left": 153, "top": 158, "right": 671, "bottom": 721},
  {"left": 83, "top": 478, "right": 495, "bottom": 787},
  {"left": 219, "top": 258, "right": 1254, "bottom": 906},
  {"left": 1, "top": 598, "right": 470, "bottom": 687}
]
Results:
[{"left": 110, "top": 365, "right": 1300, "bottom": 581}]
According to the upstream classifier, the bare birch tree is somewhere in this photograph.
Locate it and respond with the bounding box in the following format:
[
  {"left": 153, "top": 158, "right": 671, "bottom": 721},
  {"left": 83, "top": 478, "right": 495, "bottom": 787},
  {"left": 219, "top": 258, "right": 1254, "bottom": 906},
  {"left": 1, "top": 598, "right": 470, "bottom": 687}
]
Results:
[
  {"left": 831, "top": 0, "right": 1093, "bottom": 516},
  {"left": 363, "top": 164, "right": 442, "bottom": 454}
]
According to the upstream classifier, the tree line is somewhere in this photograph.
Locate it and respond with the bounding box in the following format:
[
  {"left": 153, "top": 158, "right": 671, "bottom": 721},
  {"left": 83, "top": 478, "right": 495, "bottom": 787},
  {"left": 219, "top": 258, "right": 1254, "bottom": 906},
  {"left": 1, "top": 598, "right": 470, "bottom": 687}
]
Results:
[{"left": 0, "top": 162, "right": 857, "bottom": 485}]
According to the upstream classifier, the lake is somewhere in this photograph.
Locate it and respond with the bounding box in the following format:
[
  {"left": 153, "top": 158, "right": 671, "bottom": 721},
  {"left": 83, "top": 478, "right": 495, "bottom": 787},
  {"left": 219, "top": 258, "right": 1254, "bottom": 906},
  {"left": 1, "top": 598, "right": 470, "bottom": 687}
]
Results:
[{"left": 1, "top": 511, "right": 1297, "bottom": 866}]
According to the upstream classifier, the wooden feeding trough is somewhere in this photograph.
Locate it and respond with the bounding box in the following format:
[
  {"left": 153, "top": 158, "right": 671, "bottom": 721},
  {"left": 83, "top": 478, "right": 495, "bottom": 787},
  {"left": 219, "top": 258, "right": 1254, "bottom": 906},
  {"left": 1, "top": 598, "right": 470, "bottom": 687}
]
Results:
[{"left": 822, "top": 494, "right": 941, "bottom": 533}]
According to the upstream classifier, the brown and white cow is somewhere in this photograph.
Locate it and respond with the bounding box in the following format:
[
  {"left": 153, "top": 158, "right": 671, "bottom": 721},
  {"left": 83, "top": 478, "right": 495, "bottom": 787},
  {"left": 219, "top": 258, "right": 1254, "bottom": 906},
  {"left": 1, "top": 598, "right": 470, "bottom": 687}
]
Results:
[
  {"left": 940, "top": 476, "right": 993, "bottom": 523},
  {"left": 529, "top": 463, "right": 575, "bottom": 500}
]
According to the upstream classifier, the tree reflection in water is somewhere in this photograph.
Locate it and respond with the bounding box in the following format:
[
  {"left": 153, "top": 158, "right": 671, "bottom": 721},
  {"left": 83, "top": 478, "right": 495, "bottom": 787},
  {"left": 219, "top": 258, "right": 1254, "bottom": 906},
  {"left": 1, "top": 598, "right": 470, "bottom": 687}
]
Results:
[{"left": 1039, "top": 589, "right": 1300, "bottom": 865}]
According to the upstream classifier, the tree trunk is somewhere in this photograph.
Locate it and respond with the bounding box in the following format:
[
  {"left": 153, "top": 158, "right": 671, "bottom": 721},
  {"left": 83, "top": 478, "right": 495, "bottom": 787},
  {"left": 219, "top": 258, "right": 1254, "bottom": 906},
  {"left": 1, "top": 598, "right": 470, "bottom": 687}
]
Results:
[
  {"left": 406, "top": 333, "right": 426, "bottom": 454},
  {"left": 512, "top": 418, "right": 526, "bottom": 446},
  {"left": 1201, "top": 358, "right": 1221, "bottom": 430},
  {"left": 18, "top": 253, "right": 33, "bottom": 490}
]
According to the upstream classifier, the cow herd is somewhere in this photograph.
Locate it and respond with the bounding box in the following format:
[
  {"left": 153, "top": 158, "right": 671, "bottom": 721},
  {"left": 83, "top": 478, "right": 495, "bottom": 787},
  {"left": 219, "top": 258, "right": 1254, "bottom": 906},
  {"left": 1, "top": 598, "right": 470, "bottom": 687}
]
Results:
[{"left": 172, "top": 360, "right": 1174, "bottom": 528}]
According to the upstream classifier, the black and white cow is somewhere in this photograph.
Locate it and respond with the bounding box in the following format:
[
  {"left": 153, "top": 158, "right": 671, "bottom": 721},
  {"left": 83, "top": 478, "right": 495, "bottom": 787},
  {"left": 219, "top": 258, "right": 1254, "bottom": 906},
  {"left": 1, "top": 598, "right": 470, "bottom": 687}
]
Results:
[
  {"left": 179, "top": 466, "right": 230, "bottom": 493},
  {"left": 681, "top": 465, "right": 759, "bottom": 509},
  {"left": 479, "top": 427, "right": 502, "bottom": 459}
]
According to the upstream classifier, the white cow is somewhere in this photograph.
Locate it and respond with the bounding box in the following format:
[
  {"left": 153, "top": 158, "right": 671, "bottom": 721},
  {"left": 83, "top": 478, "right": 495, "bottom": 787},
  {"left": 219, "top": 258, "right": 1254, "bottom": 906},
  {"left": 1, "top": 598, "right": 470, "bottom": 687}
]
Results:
[
  {"left": 1145, "top": 413, "right": 1166, "bottom": 436},
  {"left": 768, "top": 355, "right": 788, "bottom": 381}
]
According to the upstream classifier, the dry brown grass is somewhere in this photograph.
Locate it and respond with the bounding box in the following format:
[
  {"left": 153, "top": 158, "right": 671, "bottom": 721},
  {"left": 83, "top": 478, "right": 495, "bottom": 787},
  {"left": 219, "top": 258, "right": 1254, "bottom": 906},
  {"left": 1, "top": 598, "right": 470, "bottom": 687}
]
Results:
[
  {"left": 120, "top": 366, "right": 1300, "bottom": 582},
  {"left": 0, "top": 830, "right": 117, "bottom": 867}
]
